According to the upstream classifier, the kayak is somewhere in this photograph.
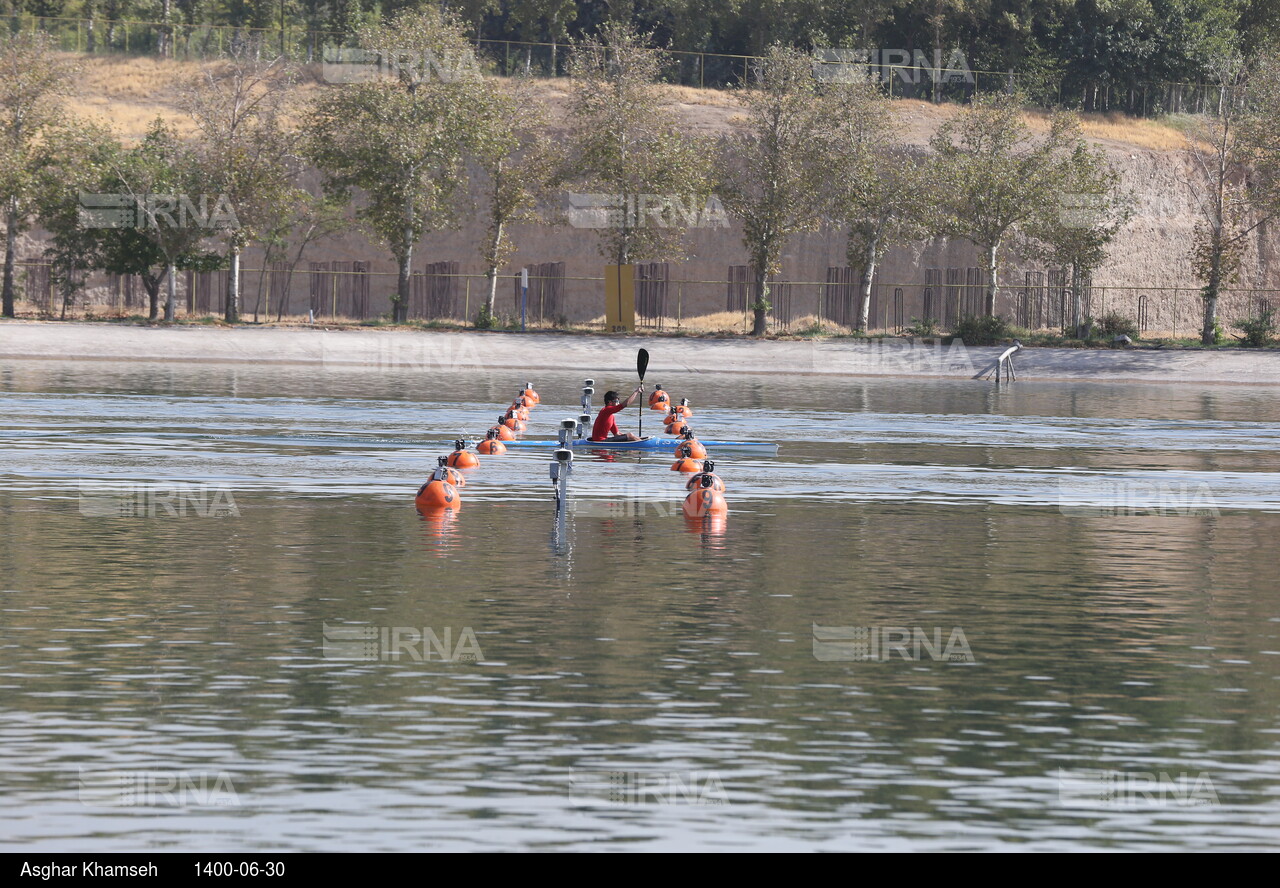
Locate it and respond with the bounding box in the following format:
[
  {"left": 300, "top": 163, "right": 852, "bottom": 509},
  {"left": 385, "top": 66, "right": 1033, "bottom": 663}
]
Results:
[{"left": 495, "top": 437, "right": 778, "bottom": 453}]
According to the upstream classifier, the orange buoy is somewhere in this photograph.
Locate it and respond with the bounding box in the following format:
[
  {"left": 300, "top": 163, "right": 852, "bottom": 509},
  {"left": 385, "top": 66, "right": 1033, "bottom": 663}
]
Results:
[
  {"left": 446, "top": 439, "right": 480, "bottom": 469},
  {"left": 477, "top": 429, "right": 507, "bottom": 454},
  {"left": 520, "top": 382, "right": 540, "bottom": 404},
  {"left": 686, "top": 459, "right": 724, "bottom": 491},
  {"left": 684, "top": 511, "right": 728, "bottom": 540},
  {"left": 683, "top": 476, "right": 727, "bottom": 517},
  {"left": 490, "top": 423, "right": 516, "bottom": 441},
  {"left": 415, "top": 468, "right": 461, "bottom": 511},
  {"left": 674, "top": 437, "right": 707, "bottom": 460},
  {"left": 672, "top": 456, "right": 704, "bottom": 473},
  {"left": 434, "top": 456, "right": 466, "bottom": 487}
]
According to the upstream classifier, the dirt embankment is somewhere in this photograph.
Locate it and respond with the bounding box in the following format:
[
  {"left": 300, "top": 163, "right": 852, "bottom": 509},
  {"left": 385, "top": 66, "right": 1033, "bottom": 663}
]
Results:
[{"left": 17, "top": 55, "right": 1267, "bottom": 326}]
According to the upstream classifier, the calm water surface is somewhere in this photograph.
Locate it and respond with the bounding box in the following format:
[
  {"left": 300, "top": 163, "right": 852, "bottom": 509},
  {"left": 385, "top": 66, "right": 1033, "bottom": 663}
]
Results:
[{"left": 1, "top": 359, "right": 1278, "bottom": 850}]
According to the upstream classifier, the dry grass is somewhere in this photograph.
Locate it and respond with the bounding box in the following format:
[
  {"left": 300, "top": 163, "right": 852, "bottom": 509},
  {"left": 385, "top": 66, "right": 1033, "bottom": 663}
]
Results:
[
  {"left": 55, "top": 52, "right": 1191, "bottom": 152},
  {"left": 1023, "top": 107, "right": 1188, "bottom": 151},
  {"left": 63, "top": 53, "right": 199, "bottom": 141}
]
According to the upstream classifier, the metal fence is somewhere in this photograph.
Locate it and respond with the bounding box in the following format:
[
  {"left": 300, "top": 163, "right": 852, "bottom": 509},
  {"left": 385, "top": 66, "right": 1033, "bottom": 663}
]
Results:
[
  {"left": 5, "top": 14, "right": 1230, "bottom": 117},
  {"left": 15, "top": 257, "right": 1280, "bottom": 341}
]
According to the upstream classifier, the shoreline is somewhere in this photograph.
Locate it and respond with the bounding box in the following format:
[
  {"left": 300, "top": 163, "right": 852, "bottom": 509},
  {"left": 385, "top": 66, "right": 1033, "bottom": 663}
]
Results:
[{"left": 4, "top": 320, "right": 1280, "bottom": 384}]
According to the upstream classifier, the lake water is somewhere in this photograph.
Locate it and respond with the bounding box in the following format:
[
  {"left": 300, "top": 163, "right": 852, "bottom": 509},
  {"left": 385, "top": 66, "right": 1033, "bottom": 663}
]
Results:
[{"left": 1, "top": 360, "right": 1278, "bottom": 851}]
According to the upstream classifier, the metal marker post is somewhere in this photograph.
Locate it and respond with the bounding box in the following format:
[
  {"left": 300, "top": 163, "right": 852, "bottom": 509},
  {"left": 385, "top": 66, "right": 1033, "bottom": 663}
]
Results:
[{"left": 521, "top": 267, "right": 528, "bottom": 332}]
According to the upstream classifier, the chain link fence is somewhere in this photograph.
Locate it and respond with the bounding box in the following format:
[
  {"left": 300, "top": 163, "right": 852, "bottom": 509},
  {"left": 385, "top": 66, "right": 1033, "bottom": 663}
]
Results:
[{"left": 6, "top": 14, "right": 1230, "bottom": 117}]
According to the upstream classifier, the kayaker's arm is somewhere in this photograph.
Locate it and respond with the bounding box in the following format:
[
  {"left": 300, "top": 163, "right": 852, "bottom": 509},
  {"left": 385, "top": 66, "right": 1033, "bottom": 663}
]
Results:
[{"left": 622, "top": 385, "right": 644, "bottom": 408}]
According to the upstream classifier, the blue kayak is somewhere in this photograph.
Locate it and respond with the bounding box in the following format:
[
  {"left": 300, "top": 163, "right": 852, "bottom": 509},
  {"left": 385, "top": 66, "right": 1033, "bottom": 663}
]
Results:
[{"left": 494, "top": 437, "right": 777, "bottom": 452}]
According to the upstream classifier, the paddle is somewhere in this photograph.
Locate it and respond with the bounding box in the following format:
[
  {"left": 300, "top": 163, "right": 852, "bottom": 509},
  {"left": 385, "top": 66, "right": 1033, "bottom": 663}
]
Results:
[{"left": 637, "top": 348, "right": 649, "bottom": 439}]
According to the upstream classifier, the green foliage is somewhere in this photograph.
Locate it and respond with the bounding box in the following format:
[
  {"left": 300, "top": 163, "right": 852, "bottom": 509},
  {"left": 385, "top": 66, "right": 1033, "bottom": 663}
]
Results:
[
  {"left": 951, "top": 314, "right": 1013, "bottom": 345},
  {"left": 907, "top": 317, "right": 940, "bottom": 337},
  {"left": 475, "top": 302, "right": 498, "bottom": 329},
  {"left": 716, "top": 45, "right": 826, "bottom": 336},
  {"left": 562, "top": 22, "right": 712, "bottom": 266},
  {"left": 0, "top": 31, "right": 77, "bottom": 317},
  {"left": 1095, "top": 311, "right": 1139, "bottom": 339},
  {"left": 1233, "top": 308, "right": 1276, "bottom": 347},
  {"left": 929, "top": 94, "right": 1103, "bottom": 316},
  {"left": 306, "top": 7, "right": 487, "bottom": 322}
]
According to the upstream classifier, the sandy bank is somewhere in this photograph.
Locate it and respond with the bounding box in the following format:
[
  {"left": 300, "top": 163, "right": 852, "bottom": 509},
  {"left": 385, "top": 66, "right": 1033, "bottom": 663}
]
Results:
[{"left": 3, "top": 321, "right": 1280, "bottom": 385}]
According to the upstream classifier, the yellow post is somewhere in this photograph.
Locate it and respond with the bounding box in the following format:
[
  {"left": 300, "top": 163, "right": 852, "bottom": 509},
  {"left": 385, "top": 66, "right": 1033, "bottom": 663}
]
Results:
[{"left": 604, "top": 264, "right": 635, "bottom": 332}]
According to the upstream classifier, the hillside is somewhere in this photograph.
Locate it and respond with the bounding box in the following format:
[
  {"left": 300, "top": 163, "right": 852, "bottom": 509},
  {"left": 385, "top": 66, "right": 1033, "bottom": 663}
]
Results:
[{"left": 28, "top": 54, "right": 1271, "bottom": 332}]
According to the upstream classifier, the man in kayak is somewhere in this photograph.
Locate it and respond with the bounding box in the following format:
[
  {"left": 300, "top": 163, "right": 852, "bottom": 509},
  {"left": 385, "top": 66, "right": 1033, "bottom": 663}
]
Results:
[{"left": 590, "top": 386, "right": 646, "bottom": 442}]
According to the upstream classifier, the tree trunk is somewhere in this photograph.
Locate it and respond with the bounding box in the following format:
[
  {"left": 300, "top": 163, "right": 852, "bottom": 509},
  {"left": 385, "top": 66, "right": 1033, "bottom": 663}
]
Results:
[
  {"left": 1070, "top": 263, "right": 1083, "bottom": 337},
  {"left": 2, "top": 200, "right": 17, "bottom": 318},
  {"left": 165, "top": 262, "right": 177, "bottom": 322},
  {"left": 225, "top": 245, "right": 241, "bottom": 323},
  {"left": 1202, "top": 255, "right": 1222, "bottom": 346},
  {"left": 395, "top": 242, "right": 412, "bottom": 324},
  {"left": 145, "top": 271, "right": 163, "bottom": 321},
  {"left": 252, "top": 261, "right": 269, "bottom": 322},
  {"left": 60, "top": 264, "right": 76, "bottom": 321},
  {"left": 484, "top": 219, "right": 504, "bottom": 318},
  {"left": 751, "top": 267, "right": 769, "bottom": 336},
  {"left": 159, "top": 0, "right": 171, "bottom": 57},
  {"left": 857, "top": 233, "right": 880, "bottom": 332},
  {"left": 984, "top": 241, "right": 999, "bottom": 317}
]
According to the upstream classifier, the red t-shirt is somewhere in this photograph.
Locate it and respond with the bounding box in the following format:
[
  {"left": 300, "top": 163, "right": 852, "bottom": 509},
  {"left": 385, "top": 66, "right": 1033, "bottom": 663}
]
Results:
[{"left": 591, "top": 403, "right": 625, "bottom": 440}]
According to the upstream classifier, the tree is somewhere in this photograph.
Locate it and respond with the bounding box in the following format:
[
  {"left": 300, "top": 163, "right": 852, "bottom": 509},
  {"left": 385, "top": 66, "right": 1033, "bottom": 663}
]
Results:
[
  {"left": 817, "top": 77, "right": 929, "bottom": 331},
  {"left": 33, "top": 122, "right": 118, "bottom": 320},
  {"left": 716, "top": 45, "right": 826, "bottom": 336},
  {"left": 272, "top": 191, "right": 347, "bottom": 321},
  {"left": 181, "top": 48, "right": 299, "bottom": 323},
  {"left": 0, "top": 32, "right": 76, "bottom": 319},
  {"left": 470, "top": 77, "right": 553, "bottom": 324},
  {"left": 306, "top": 7, "right": 486, "bottom": 323},
  {"left": 928, "top": 93, "right": 1084, "bottom": 318},
  {"left": 1024, "top": 139, "right": 1132, "bottom": 336},
  {"left": 1184, "top": 57, "right": 1256, "bottom": 344},
  {"left": 562, "top": 22, "right": 711, "bottom": 269},
  {"left": 508, "top": 0, "right": 577, "bottom": 73}
]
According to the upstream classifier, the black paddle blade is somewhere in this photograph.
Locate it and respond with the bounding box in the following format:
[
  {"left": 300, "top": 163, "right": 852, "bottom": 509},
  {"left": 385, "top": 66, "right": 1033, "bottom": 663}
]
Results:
[{"left": 637, "top": 348, "right": 650, "bottom": 381}]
